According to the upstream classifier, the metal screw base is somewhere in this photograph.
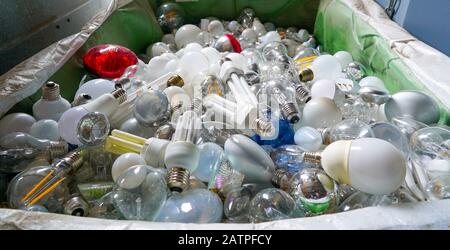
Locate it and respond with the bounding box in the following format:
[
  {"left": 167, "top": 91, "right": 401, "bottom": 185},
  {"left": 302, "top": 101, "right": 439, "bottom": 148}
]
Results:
[{"left": 167, "top": 167, "right": 190, "bottom": 193}]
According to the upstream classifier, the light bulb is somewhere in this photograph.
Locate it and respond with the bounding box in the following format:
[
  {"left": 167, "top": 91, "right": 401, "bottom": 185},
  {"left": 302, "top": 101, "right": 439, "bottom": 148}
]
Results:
[
  {"left": 75, "top": 79, "right": 116, "bottom": 100},
  {"left": 0, "top": 148, "right": 50, "bottom": 174},
  {"left": 105, "top": 129, "right": 170, "bottom": 168},
  {"left": 58, "top": 89, "right": 126, "bottom": 145},
  {"left": 334, "top": 51, "right": 353, "bottom": 68},
  {"left": 345, "top": 61, "right": 367, "bottom": 81},
  {"left": 328, "top": 118, "right": 374, "bottom": 143},
  {"left": 426, "top": 175, "right": 450, "bottom": 200},
  {"left": 154, "top": 188, "right": 223, "bottom": 223},
  {"left": 71, "top": 93, "right": 92, "bottom": 107},
  {"left": 252, "top": 18, "right": 267, "bottom": 37},
  {"left": 77, "top": 182, "right": 115, "bottom": 202},
  {"left": 223, "top": 186, "right": 257, "bottom": 223},
  {"left": 0, "top": 113, "right": 36, "bottom": 137},
  {"left": 227, "top": 20, "right": 244, "bottom": 35},
  {"left": 302, "top": 97, "right": 342, "bottom": 128},
  {"left": 32, "top": 82, "right": 71, "bottom": 121},
  {"left": 391, "top": 116, "right": 428, "bottom": 139},
  {"left": 307, "top": 138, "right": 407, "bottom": 195},
  {"left": 111, "top": 153, "right": 146, "bottom": 183},
  {"left": 310, "top": 79, "right": 345, "bottom": 102},
  {"left": 154, "top": 123, "right": 176, "bottom": 140},
  {"left": 7, "top": 151, "right": 83, "bottom": 211},
  {"left": 338, "top": 191, "right": 391, "bottom": 212},
  {"left": 370, "top": 122, "right": 410, "bottom": 157},
  {"left": 224, "top": 134, "right": 276, "bottom": 183},
  {"left": 83, "top": 44, "right": 138, "bottom": 79},
  {"left": 238, "top": 8, "right": 256, "bottom": 29},
  {"left": 359, "top": 76, "right": 388, "bottom": 92},
  {"left": 295, "top": 29, "right": 310, "bottom": 43},
  {"left": 164, "top": 111, "right": 202, "bottom": 192},
  {"left": 112, "top": 165, "right": 168, "bottom": 221},
  {"left": 0, "top": 132, "right": 67, "bottom": 156},
  {"left": 29, "top": 119, "right": 60, "bottom": 141},
  {"left": 208, "top": 20, "right": 225, "bottom": 36},
  {"left": 252, "top": 117, "right": 296, "bottom": 148},
  {"left": 21, "top": 204, "right": 49, "bottom": 213},
  {"left": 289, "top": 168, "right": 336, "bottom": 215},
  {"left": 410, "top": 127, "right": 450, "bottom": 191},
  {"left": 262, "top": 79, "right": 300, "bottom": 124},
  {"left": 384, "top": 91, "right": 440, "bottom": 125},
  {"left": 178, "top": 51, "right": 210, "bottom": 83},
  {"left": 299, "top": 55, "right": 342, "bottom": 82},
  {"left": 156, "top": 2, "right": 186, "bottom": 32},
  {"left": 248, "top": 188, "right": 296, "bottom": 223},
  {"left": 146, "top": 42, "right": 172, "bottom": 59},
  {"left": 285, "top": 27, "right": 298, "bottom": 39},
  {"left": 119, "top": 117, "right": 157, "bottom": 138},
  {"left": 192, "top": 142, "right": 224, "bottom": 182},
  {"left": 270, "top": 145, "right": 315, "bottom": 173},
  {"left": 214, "top": 34, "right": 242, "bottom": 53},
  {"left": 133, "top": 90, "right": 169, "bottom": 127},
  {"left": 293, "top": 47, "right": 320, "bottom": 70},
  {"left": 294, "top": 126, "right": 323, "bottom": 152},
  {"left": 240, "top": 28, "right": 258, "bottom": 44},
  {"left": 175, "top": 24, "right": 201, "bottom": 49}
]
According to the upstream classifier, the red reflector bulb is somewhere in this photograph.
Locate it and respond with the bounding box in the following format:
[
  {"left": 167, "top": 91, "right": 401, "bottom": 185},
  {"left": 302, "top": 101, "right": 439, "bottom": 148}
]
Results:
[{"left": 83, "top": 44, "right": 138, "bottom": 79}]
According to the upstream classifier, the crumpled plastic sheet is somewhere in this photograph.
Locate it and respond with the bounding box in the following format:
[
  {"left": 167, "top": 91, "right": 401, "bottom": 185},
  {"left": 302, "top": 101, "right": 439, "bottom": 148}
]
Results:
[
  {"left": 1, "top": 200, "right": 449, "bottom": 230},
  {"left": 0, "top": 0, "right": 132, "bottom": 117}
]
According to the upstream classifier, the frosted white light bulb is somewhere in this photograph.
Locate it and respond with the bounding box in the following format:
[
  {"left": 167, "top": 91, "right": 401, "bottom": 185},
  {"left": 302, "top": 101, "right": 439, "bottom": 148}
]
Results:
[
  {"left": 33, "top": 82, "right": 71, "bottom": 121},
  {"left": 164, "top": 86, "right": 191, "bottom": 111},
  {"left": 0, "top": 113, "right": 36, "bottom": 137},
  {"left": 299, "top": 55, "right": 342, "bottom": 82},
  {"left": 59, "top": 89, "right": 126, "bottom": 145},
  {"left": 146, "top": 56, "right": 171, "bottom": 81},
  {"left": 178, "top": 51, "right": 210, "bottom": 83},
  {"left": 146, "top": 42, "right": 171, "bottom": 58},
  {"left": 334, "top": 51, "right": 353, "bottom": 68},
  {"left": 192, "top": 142, "right": 224, "bottom": 182},
  {"left": 207, "top": 20, "right": 224, "bottom": 36},
  {"left": 318, "top": 138, "right": 406, "bottom": 195},
  {"left": 258, "top": 31, "right": 281, "bottom": 49},
  {"left": 29, "top": 119, "right": 60, "bottom": 141},
  {"left": 175, "top": 24, "right": 201, "bottom": 49},
  {"left": 201, "top": 47, "right": 221, "bottom": 64},
  {"left": 111, "top": 153, "right": 146, "bottom": 183},
  {"left": 294, "top": 126, "right": 323, "bottom": 152},
  {"left": 184, "top": 43, "right": 203, "bottom": 53},
  {"left": 302, "top": 97, "right": 342, "bottom": 128},
  {"left": 311, "top": 79, "right": 336, "bottom": 99},
  {"left": 252, "top": 18, "right": 266, "bottom": 37},
  {"left": 164, "top": 111, "right": 202, "bottom": 192},
  {"left": 75, "top": 79, "right": 116, "bottom": 100},
  {"left": 224, "top": 134, "right": 276, "bottom": 183}
]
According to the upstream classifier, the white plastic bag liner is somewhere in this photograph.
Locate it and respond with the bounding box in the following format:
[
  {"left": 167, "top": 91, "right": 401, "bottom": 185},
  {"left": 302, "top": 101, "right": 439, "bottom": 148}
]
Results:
[{"left": 1, "top": 200, "right": 450, "bottom": 230}]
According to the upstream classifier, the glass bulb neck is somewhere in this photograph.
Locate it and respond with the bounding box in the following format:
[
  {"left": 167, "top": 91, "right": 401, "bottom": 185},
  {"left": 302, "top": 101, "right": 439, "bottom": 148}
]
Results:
[
  {"left": 303, "top": 151, "right": 322, "bottom": 164},
  {"left": 71, "top": 94, "right": 92, "bottom": 107},
  {"left": 42, "top": 82, "right": 61, "bottom": 101},
  {"left": 54, "top": 151, "right": 84, "bottom": 173},
  {"left": 167, "top": 167, "right": 190, "bottom": 193},
  {"left": 299, "top": 68, "right": 314, "bottom": 82},
  {"left": 317, "top": 127, "right": 331, "bottom": 145}
]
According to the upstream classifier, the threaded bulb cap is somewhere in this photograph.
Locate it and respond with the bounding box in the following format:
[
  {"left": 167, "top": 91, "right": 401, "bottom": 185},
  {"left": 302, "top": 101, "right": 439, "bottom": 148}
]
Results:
[
  {"left": 167, "top": 74, "right": 185, "bottom": 88},
  {"left": 49, "top": 141, "right": 68, "bottom": 157},
  {"left": 303, "top": 151, "right": 322, "bottom": 164},
  {"left": 42, "top": 82, "right": 61, "bottom": 101},
  {"left": 299, "top": 68, "right": 314, "bottom": 82},
  {"left": 281, "top": 102, "right": 300, "bottom": 124},
  {"left": 111, "top": 88, "right": 127, "bottom": 104},
  {"left": 295, "top": 84, "right": 311, "bottom": 103},
  {"left": 271, "top": 168, "right": 287, "bottom": 187},
  {"left": 253, "top": 118, "right": 275, "bottom": 137},
  {"left": 167, "top": 167, "right": 190, "bottom": 193}
]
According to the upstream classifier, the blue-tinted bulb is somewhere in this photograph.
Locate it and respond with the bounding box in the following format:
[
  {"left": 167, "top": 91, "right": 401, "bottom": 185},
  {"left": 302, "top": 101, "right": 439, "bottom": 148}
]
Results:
[{"left": 270, "top": 145, "right": 314, "bottom": 173}]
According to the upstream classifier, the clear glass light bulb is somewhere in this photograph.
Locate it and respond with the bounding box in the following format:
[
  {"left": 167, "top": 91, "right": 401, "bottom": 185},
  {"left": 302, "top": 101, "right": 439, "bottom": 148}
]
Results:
[
  {"left": 410, "top": 127, "right": 450, "bottom": 192},
  {"left": 328, "top": 118, "right": 374, "bottom": 143},
  {"left": 208, "top": 20, "right": 225, "bottom": 37},
  {"left": 0, "top": 132, "right": 67, "bottom": 155},
  {"left": 75, "top": 79, "right": 116, "bottom": 100},
  {"left": 111, "top": 153, "right": 146, "bottom": 183},
  {"left": 119, "top": 117, "right": 157, "bottom": 138},
  {"left": 0, "top": 113, "right": 36, "bottom": 138},
  {"left": 370, "top": 122, "right": 410, "bottom": 157},
  {"left": 7, "top": 151, "right": 83, "bottom": 212},
  {"left": 164, "top": 111, "right": 202, "bottom": 192},
  {"left": 29, "top": 119, "right": 60, "bottom": 141},
  {"left": 299, "top": 55, "right": 342, "bottom": 82},
  {"left": 270, "top": 145, "right": 315, "bottom": 173},
  {"left": 294, "top": 126, "right": 323, "bottom": 152},
  {"left": 223, "top": 186, "right": 256, "bottom": 223},
  {"left": 156, "top": 2, "right": 186, "bottom": 32},
  {"left": 289, "top": 168, "right": 336, "bottom": 216},
  {"left": 248, "top": 188, "right": 297, "bottom": 223},
  {"left": 0, "top": 148, "right": 50, "bottom": 174},
  {"left": 426, "top": 175, "right": 450, "bottom": 200},
  {"left": 302, "top": 97, "right": 342, "bottom": 129},
  {"left": 224, "top": 134, "right": 276, "bottom": 183},
  {"left": 262, "top": 79, "right": 300, "bottom": 124},
  {"left": 293, "top": 47, "right": 320, "bottom": 70},
  {"left": 133, "top": 90, "right": 169, "bottom": 127},
  {"left": 112, "top": 165, "right": 168, "bottom": 221},
  {"left": 59, "top": 89, "right": 126, "bottom": 145},
  {"left": 33, "top": 82, "right": 71, "bottom": 122},
  {"left": 147, "top": 42, "right": 172, "bottom": 58},
  {"left": 154, "top": 188, "right": 223, "bottom": 223},
  {"left": 192, "top": 142, "right": 224, "bottom": 182}
]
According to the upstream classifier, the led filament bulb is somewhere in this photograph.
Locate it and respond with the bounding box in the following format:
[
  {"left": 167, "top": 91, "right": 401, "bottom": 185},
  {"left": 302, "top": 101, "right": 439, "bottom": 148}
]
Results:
[
  {"left": 58, "top": 89, "right": 126, "bottom": 145},
  {"left": 164, "top": 111, "right": 202, "bottom": 192},
  {"left": 105, "top": 129, "right": 170, "bottom": 168}
]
